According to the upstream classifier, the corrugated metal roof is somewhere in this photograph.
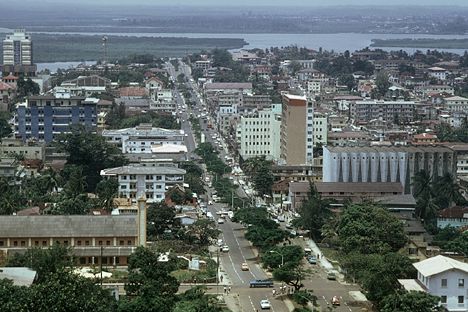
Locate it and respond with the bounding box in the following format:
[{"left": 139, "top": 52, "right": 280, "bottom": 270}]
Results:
[
  {"left": 414, "top": 255, "right": 468, "bottom": 277},
  {"left": 0, "top": 215, "right": 137, "bottom": 238}
]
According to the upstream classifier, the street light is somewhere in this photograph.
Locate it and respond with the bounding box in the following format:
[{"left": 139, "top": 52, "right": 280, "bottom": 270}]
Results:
[{"left": 269, "top": 250, "right": 284, "bottom": 267}]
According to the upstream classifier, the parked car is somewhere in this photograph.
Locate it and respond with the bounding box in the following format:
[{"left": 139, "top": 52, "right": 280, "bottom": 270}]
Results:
[
  {"left": 307, "top": 255, "right": 317, "bottom": 264},
  {"left": 332, "top": 296, "right": 340, "bottom": 306},
  {"left": 241, "top": 262, "right": 249, "bottom": 271},
  {"left": 221, "top": 245, "right": 229, "bottom": 252},
  {"left": 327, "top": 272, "right": 337, "bottom": 280},
  {"left": 260, "top": 299, "right": 271, "bottom": 309},
  {"left": 217, "top": 218, "right": 225, "bottom": 224}
]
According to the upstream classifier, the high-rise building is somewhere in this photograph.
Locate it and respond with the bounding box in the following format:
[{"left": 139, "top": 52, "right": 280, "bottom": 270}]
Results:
[
  {"left": 2, "top": 29, "right": 36, "bottom": 76},
  {"left": 237, "top": 105, "right": 282, "bottom": 161},
  {"left": 280, "top": 94, "right": 314, "bottom": 165}
]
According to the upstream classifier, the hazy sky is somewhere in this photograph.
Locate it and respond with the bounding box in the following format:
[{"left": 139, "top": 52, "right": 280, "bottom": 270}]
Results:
[{"left": 31, "top": 0, "right": 468, "bottom": 5}]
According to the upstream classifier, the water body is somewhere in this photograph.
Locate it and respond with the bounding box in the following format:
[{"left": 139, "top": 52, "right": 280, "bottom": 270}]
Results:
[
  {"left": 33, "top": 31, "right": 468, "bottom": 54},
  {"left": 35, "top": 32, "right": 468, "bottom": 70}
]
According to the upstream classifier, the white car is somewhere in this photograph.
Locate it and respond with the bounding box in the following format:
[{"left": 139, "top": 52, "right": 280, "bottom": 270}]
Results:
[
  {"left": 260, "top": 299, "right": 271, "bottom": 309},
  {"left": 221, "top": 245, "right": 230, "bottom": 252},
  {"left": 217, "top": 218, "right": 225, "bottom": 224}
]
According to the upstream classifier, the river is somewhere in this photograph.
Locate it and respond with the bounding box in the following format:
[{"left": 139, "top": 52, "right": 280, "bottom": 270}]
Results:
[{"left": 34, "top": 32, "right": 468, "bottom": 71}]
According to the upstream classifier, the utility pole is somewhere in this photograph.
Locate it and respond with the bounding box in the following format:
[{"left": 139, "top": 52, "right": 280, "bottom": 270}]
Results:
[{"left": 100, "top": 246, "right": 103, "bottom": 286}]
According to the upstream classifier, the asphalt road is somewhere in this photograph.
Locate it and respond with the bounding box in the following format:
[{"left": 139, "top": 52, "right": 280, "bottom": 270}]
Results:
[{"left": 178, "top": 60, "right": 365, "bottom": 312}]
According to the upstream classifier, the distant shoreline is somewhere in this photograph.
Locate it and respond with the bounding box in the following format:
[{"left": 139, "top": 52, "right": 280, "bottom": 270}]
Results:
[{"left": 371, "top": 38, "right": 468, "bottom": 50}]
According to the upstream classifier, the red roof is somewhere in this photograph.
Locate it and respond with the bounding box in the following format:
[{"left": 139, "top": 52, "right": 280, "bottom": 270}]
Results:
[
  {"left": 439, "top": 206, "right": 468, "bottom": 219},
  {"left": 0, "top": 81, "right": 13, "bottom": 91},
  {"left": 414, "top": 133, "right": 437, "bottom": 140},
  {"left": 3, "top": 73, "right": 18, "bottom": 80},
  {"left": 119, "top": 87, "right": 148, "bottom": 97}
]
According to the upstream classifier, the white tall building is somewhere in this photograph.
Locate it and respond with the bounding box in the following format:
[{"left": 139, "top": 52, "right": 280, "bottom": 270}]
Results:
[
  {"left": 399, "top": 255, "right": 468, "bottom": 312},
  {"left": 3, "top": 29, "right": 33, "bottom": 66},
  {"left": 313, "top": 112, "right": 328, "bottom": 147},
  {"left": 237, "top": 106, "right": 281, "bottom": 161}
]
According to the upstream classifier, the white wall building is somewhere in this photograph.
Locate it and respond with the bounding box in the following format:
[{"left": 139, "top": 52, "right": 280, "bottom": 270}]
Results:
[
  {"left": 238, "top": 107, "right": 281, "bottom": 160},
  {"left": 313, "top": 113, "right": 328, "bottom": 147},
  {"left": 3, "top": 29, "right": 32, "bottom": 66},
  {"left": 445, "top": 96, "right": 468, "bottom": 113},
  {"left": 102, "top": 124, "right": 186, "bottom": 154},
  {"left": 428, "top": 67, "right": 448, "bottom": 81},
  {"left": 101, "top": 164, "right": 186, "bottom": 203},
  {"left": 399, "top": 255, "right": 468, "bottom": 312}
]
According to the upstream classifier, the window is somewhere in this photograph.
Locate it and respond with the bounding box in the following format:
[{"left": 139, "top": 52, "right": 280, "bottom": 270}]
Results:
[
  {"left": 85, "top": 240, "right": 90, "bottom": 246},
  {"left": 458, "top": 279, "right": 465, "bottom": 287},
  {"left": 127, "top": 240, "right": 132, "bottom": 245},
  {"left": 106, "top": 240, "right": 111, "bottom": 246},
  {"left": 77, "top": 240, "right": 82, "bottom": 246},
  {"left": 441, "top": 279, "right": 447, "bottom": 287},
  {"left": 440, "top": 296, "right": 447, "bottom": 304},
  {"left": 42, "top": 241, "right": 47, "bottom": 246},
  {"left": 458, "top": 296, "right": 464, "bottom": 304},
  {"left": 119, "top": 240, "right": 124, "bottom": 246},
  {"left": 98, "top": 240, "right": 103, "bottom": 246}
]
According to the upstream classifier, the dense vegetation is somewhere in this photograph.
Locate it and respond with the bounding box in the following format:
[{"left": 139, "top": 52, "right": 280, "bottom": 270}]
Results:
[{"left": 372, "top": 38, "right": 468, "bottom": 49}]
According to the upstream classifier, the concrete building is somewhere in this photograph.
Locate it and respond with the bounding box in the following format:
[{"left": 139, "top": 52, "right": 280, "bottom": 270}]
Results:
[
  {"left": 280, "top": 94, "right": 314, "bottom": 165},
  {"left": 427, "top": 67, "right": 448, "bottom": 81},
  {"left": 237, "top": 107, "right": 281, "bottom": 161},
  {"left": 288, "top": 181, "right": 404, "bottom": 210},
  {"left": 327, "top": 131, "right": 371, "bottom": 147},
  {"left": 150, "top": 89, "right": 176, "bottom": 113},
  {"left": 1, "top": 29, "right": 36, "bottom": 76},
  {"left": 102, "top": 124, "right": 186, "bottom": 154},
  {"left": 437, "top": 206, "right": 468, "bottom": 229},
  {"left": 353, "top": 100, "right": 416, "bottom": 124},
  {"left": 0, "top": 199, "right": 148, "bottom": 266},
  {"left": 100, "top": 164, "right": 186, "bottom": 203},
  {"left": 323, "top": 146, "right": 457, "bottom": 194},
  {"left": 0, "top": 138, "right": 45, "bottom": 161},
  {"left": 14, "top": 95, "right": 97, "bottom": 143},
  {"left": 312, "top": 112, "right": 327, "bottom": 147},
  {"left": 445, "top": 96, "right": 468, "bottom": 113},
  {"left": 399, "top": 255, "right": 468, "bottom": 312}
]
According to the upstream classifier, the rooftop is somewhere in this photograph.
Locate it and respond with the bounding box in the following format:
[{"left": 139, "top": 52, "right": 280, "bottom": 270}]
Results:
[
  {"left": 413, "top": 255, "right": 468, "bottom": 277},
  {"left": 0, "top": 215, "right": 137, "bottom": 238},
  {"left": 0, "top": 267, "right": 37, "bottom": 286},
  {"left": 205, "top": 82, "right": 253, "bottom": 90},
  {"left": 438, "top": 206, "right": 468, "bottom": 219},
  {"left": 101, "top": 165, "right": 186, "bottom": 176},
  {"left": 289, "top": 182, "right": 403, "bottom": 194}
]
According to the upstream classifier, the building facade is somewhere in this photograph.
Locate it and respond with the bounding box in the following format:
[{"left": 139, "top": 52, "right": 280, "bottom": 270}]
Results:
[
  {"left": 280, "top": 94, "right": 314, "bottom": 165},
  {"left": 323, "top": 146, "right": 457, "bottom": 194},
  {"left": 101, "top": 164, "right": 186, "bottom": 203},
  {"left": 238, "top": 107, "right": 281, "bottom": 161},
  {"left": 15, "top": 95, "right": 97, "bottom": 143},
  {"left": 353, "top": 100, "right": 415, "bottom": 124},
  {"left": 445, "top": 96, "right": 468, "bottom": 113},
  {"left": 399, "top": 255, "right": 468, "bottom": 312},
  {"left": 102, "top": 124, "right": 186, "bottom": 154},
  {"left": 2, "top": 29, "right": 36, "bottom": 76}
]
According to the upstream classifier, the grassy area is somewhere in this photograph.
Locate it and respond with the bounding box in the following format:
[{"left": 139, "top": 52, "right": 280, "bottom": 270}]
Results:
[
  {"left": 0, "top": 34, "right": 247, "bottom": 63},
  {"left": 371, "top": 38, "right": 468, "bottom": 49}
]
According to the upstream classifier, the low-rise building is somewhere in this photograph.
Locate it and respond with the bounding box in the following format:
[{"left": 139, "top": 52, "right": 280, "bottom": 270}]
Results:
[
  {"left": 399, "top": 255, "right": 468, "bottom": 312},
  {"left": 353, "top": 100, "right": 415, "bottom": 124},
  {"left": 100, "top": 164, "right": 186, "bottom": 203},
  {"left": 445, "top": 96, "right": 468, "bottom": 113},
  {"left": 0, "top": 199, "right": 148, "bottom": 267},
  {"left": 102, "top": 124, "right": 186, "bottom": 154},
  {"left": 437, "top": 206, "right": 468, "bottom": 229}
]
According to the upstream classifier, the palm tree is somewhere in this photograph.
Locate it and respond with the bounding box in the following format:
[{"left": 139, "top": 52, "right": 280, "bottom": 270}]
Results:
[
  {"left": 432, "top": 173, "right": 465, "bottom": 208},
  {"left": 412, "top": 170, "right": 433, "bottom": 199}
]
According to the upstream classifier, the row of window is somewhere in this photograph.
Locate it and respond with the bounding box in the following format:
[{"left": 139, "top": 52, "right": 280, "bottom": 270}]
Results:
[
  {"left": 0, "top": 239, "right": 134, "bottom": 247},
  {"left": 441, "top": 278, "right": 464, "bottom": 287},
  {"left": 440, "top": 295, "right": 464, "bottom": 304}
]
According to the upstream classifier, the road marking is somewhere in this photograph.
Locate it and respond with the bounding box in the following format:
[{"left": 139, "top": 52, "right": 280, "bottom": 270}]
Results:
[
  {"left": 228, "top": 252, "right": 244, "bottom": 283},
  {"left": 248, "top": 295, "right": 256, "bottom": 311}
]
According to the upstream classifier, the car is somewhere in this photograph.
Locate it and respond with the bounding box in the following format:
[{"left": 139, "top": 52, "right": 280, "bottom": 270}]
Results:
[
  {"left": 217, "top": 239, "right": 224, "bottom": 247},
  {"left": 249, "top": 279, "right": 274, "bottom": 288},
  {"left": 208, "top": 200, "right": 213, "bottom": 205},
  {"left": 217, "top": 218, "right": 225, "bottom": 224},
  {"left": 241, "top": 262, "right": 249, "bottom": 271},
  {"left": 285, "top": 223, "right": 293, "bottom": 229},
  {"left": 332, "top": 296, "right": 340, "bottom": 306},
  {"left": 307, "top": 255, "right": 317, "bottom": 264},
  {"left": 260, "top": 299, "right": 271, "bottom": 309},
  {"left": 277, "top": 215, "right": 285, "bottom": 222},
  {"left": 327, "top": 272, "right": 337, "bottom": 280},
  {"left": 221, "top": 245, "right": 229, "bottom": 252}
]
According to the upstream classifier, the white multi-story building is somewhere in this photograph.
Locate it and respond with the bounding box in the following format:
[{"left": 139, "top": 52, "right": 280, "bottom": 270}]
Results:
[
  {"left": 3, "top": 29, "right": 32, "bottom": 66},
  {"left": 428, "top": 67, "right": 448, "bottom": 81},
  {"left": 150, "top": 89, "right": 176, "bottom": 113},
  {"left": 399, "top": 255, "right": 468, "bottom": 312},
  {"left": 100, "top": 164, "right": 186, "bottom": 203},
  {"left": 237, "top": 107, "right": 281, "bottom": 161},
  {"left": 445, "top": 96, "right": 468, "bottom": 113},
  {"left": 353, "top": 100, "right": 416, "bottom": 124},
  {"left": 312, "top": 113, "right": 328, "bottom": 147},
  {"left": 307, "top": 79, "right": 322, "bottom": 95},
  {"left": 102, "top": 124, "right": 186, "bottom": 154}
]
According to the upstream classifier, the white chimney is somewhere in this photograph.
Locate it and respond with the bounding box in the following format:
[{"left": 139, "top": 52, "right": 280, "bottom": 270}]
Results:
[{"left": 137, "top": 196, "right": 147, "bottom": 247}]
